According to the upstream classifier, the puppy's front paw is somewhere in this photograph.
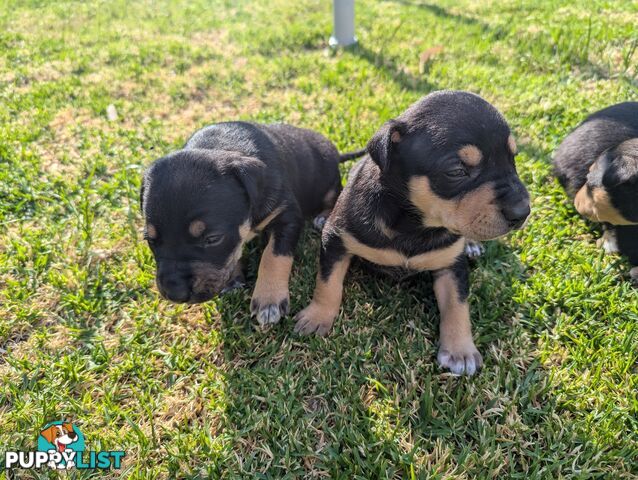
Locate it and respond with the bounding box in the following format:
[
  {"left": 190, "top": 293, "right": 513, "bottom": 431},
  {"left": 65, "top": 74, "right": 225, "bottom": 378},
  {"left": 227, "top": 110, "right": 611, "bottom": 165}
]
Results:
[
  {"left": 437, "top": 341, "right": 483, "bottom": 376},
  {"left": 596, "top": 229, "right": 619, "bottom": 254},
  {"left": 294, "top": 303, "right": 336, "bottom": 336},
  {"left": 251, "top": 291, "right": 289, "bottom": 326},
  {"left": 464, "top": 240, "right": 484, "bottom": 259}
]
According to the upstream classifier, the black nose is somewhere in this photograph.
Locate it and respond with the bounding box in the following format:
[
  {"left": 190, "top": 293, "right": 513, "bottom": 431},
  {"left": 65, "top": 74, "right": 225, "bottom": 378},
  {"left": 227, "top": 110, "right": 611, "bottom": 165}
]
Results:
[
  {"left": 160, "top": 276, "right": 191, "bottom": 303},
  {"left": 68, "top": 432, "right": 77, "bottom": 440},
  {"left": 501, "top": 200, "right": 530, "bottom": 229}
]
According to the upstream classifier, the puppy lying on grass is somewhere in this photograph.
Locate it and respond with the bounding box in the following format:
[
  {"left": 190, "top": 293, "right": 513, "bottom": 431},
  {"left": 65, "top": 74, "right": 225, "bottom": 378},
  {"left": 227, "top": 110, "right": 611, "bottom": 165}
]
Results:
[
  {"left": 141, "top": 121, "right": 364, "bottom": 325},
  {"left": 295, "top": 91, "right": 530, "bottom": 375},
  {"left": 553, "top": 102, "right": 638, "bottom": 281}
]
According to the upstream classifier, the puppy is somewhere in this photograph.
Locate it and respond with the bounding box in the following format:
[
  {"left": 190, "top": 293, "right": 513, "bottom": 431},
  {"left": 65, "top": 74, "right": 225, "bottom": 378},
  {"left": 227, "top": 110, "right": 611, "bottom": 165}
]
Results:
[
  {"left": 141, "top": 121, "right": 365, "bottom": 325},
  {"left": 553, "top": 102, "right": 638, "bottom": 280},
  {"left": 294, "top": 91, "right": 530, "bottom": 375}
]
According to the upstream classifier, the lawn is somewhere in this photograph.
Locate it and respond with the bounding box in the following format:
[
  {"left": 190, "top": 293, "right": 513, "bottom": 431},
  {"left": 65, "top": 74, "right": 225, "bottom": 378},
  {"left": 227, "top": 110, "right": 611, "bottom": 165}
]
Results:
[{"left": 1, "top": 0, "right": 638, "bottom": 478}]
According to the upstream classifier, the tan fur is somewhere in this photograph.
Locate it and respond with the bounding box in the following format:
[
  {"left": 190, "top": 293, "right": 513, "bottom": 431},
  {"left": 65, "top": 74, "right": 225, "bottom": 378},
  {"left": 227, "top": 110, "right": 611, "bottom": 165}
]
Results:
[
  {"left": 433, "top": 271, "right": 474, "bottom": 355},
  {"left": 146, "top": 223, "right": 157, "bottom": 239},
  {"left": 188, "top": 220, "right": 206, "bottom": 237},
  {"left": 507, "top": 135, "right": 517, "bottom": 155},
  {"left": 342, "top": 232, "right": 463, "bottom": 271},
  {"left": 391, "top": 131, "right": 401, "bottom": 143},
  {"left": 375, "top": 217, "right": 397, "bottom": 239},
  {"left": 254, "top": 206, "right": 284, "bottom": 232},
  {"left": 251, "top": 236, "right": 293, "bottom": 305},
  {"left": 574, "top": 185, "right": 635, "bottom": 225},
  {"left": 458, "top": 145, "right": 482, "bottom": 166},
  {"left": 408, "top": 177, "right": 509, "bottom": 240},
  {"left": 295, "top": 255, "right": 352, "bottom": 334}
]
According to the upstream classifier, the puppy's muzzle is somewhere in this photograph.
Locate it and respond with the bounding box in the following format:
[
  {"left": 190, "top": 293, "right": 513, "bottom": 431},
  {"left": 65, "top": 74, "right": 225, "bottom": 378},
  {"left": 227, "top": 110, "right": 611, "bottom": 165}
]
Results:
[
  {"left": 156, "top": 260, "right": 238, "bottom": 304},
  {"left": 501, "top": 199, "right": 530, "bottom": 230}
]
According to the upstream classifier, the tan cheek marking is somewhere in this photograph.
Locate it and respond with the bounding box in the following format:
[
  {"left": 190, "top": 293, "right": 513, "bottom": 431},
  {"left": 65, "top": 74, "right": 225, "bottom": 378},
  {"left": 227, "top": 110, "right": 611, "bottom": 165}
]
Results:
[
  {"left": 574, "top": 185, "right": 635, "bottom": 225},
  {"left": 507, "top": 135, "right": 517, "bottom": 155},
  {"left": 342, "top": 232, "right": 464, "bottom": 270},
  {"left": 458, "top": 145, "right": 483, "bottom": 167},
  {"left": 391, "top": 131, "right": 402, "bottom": 143},
  {"left": 251, "top": 236, "right": 293, "bottom": 301},
  {"left": 574, "top": 185, "right": 596, "bottom": 220},
  {"left": 188, "top": 220, "right": 206, "bottom": 237},
  {"left": 590, "top": 188, "right": 635, "bottom": 225},
  {"left": 433, "top": 271, "right": 472, "bottom": 350},
  {"left": 408, "top": 177, "right": 502, "bottom": 237},
  {"left": 146, "top": 223, "right": 157, "bottom": 239}
]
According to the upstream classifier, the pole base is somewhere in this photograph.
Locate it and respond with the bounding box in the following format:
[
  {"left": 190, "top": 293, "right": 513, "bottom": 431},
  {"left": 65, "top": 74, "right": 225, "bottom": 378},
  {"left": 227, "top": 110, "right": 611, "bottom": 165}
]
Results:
[{"left": 329, "top": 35, "right": 358, "bottom": 48}]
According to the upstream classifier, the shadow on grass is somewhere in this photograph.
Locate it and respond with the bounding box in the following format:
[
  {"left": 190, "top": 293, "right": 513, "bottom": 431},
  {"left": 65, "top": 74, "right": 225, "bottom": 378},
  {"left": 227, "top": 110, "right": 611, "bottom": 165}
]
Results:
[{"left": 209, "top": 224, "right": 584, "bottom": 476}]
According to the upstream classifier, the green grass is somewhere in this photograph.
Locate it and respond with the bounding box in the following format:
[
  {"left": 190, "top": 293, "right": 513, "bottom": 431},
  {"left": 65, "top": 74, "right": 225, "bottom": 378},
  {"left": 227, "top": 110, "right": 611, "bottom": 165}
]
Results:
[{"left": 1, "top": 0, "right": 638, "bottom": 478}]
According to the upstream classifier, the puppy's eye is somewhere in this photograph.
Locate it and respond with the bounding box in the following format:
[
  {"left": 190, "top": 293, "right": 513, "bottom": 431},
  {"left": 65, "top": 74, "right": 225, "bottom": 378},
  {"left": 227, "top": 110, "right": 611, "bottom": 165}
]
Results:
[
  {"left": 446, "top": 168, "right": 467, "bottom": 178},
  {"left": 204, "top": 234, "right": 224, "bottom": 247}
]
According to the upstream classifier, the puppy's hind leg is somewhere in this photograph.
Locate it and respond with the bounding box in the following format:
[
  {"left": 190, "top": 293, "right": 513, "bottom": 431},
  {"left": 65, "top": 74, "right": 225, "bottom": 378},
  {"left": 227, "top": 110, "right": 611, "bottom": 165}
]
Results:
[
  {"left": 251, "top": 210, "right": 303, "bottom": 326},
  {"left": 433, "top": 255, "right": 482, "bottom": 375}
]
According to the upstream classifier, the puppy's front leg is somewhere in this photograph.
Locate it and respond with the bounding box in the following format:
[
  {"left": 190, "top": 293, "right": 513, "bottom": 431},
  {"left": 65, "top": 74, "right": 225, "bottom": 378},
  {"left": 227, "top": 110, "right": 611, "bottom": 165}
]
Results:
[
  {"left": 295, "top": 233, "right": 351, "bottom": 336},
  {"left": 433, "top": 256, "right": 482, "bottom": 375},
  {"left": 251, "top": 212, "right": 302, "bottom": 326}
]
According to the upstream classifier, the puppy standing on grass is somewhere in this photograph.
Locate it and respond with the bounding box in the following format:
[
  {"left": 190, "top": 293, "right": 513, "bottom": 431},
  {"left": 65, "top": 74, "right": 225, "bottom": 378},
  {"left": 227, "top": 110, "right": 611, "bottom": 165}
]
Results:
[
  {"left": 553, "top": 102, "right": 638, "bottom": 281},
  {"left": 295, "top": 91, "right": 530, "bottom": 375},
  {"left": 141, "top": 121, "right": 365, "bottom": 325}
]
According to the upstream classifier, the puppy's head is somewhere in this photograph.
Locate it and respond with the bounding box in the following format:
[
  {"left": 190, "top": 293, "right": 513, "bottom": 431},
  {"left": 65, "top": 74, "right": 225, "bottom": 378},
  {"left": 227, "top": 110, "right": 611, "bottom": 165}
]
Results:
[
  {"left": 141, "top": 149, "right": 265, "bottom": 303},
  {"left": 367, "top": 90, "right": 530, "bottom": 240},
  {"left": 574, "top": 138, "right": 638, "bottom": 225},
  {"left": 40, "top": 423, "right": 78, "bottom": 447}
]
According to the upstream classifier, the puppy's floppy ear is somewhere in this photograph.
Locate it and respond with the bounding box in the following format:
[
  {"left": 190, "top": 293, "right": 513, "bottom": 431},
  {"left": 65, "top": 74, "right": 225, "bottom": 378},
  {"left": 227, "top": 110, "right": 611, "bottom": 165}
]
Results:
[
  {"left": 228, "top": 156, "right": 267, "bottom": 207},
  {"left": 40, "top": 426, "right": 57, "bottom": 443},
  {"left": 367, "top": 119, "right": 406, "bottom": 172}
]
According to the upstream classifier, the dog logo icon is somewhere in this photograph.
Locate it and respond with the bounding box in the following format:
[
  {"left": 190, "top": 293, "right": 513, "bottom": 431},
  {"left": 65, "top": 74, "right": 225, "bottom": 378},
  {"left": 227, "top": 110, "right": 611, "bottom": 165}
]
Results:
[{"left": 37, "top": 421, "right": 85, "bottom": 469}]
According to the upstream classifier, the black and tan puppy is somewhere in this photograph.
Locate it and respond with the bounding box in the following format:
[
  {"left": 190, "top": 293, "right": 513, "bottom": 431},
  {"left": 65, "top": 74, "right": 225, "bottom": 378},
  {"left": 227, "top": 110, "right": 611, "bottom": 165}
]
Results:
[
  {"left": 294, "top": 91, "right": 530, "bottom": 375},
  {"left": 140, "top": 121, "right": 364, "bottom": 325},
  {"left": 553, "top": 102, "right": 638, "bottom": 280}
]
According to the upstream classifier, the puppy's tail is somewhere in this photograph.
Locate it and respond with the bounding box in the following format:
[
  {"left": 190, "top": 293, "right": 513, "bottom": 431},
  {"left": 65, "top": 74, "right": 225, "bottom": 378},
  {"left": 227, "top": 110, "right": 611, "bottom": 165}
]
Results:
[{"left": 339, "top": 148, "right": 367, "bottom": 163}]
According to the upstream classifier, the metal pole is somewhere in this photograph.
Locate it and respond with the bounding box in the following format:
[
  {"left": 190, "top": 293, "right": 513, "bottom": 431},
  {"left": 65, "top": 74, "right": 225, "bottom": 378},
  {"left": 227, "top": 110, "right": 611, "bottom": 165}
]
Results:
[{"left": 330, "top": 0, "right": 357, "bottom": 47}]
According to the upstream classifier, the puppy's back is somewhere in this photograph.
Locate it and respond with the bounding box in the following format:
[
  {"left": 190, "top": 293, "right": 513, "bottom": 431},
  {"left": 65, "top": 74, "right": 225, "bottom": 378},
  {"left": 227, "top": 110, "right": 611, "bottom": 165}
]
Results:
[{"left": 553, "top": 102, "right": 638, "bottom": 195}]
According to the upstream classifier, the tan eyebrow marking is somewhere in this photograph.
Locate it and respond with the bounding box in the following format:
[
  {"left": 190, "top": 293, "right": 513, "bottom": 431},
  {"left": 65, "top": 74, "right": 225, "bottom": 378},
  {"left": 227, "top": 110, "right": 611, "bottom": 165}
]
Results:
[
  {"left": 458, "top": 145, "right": 483, "bottom": 166},
  {"left": 188, "top": 220, "right": 206, "bottom": 237},
  {"left": 146, "top": 223, "right": 157, "bottom": 239},
  {"left": 507, "top": 135, "right": 517, "bottom": 155}
]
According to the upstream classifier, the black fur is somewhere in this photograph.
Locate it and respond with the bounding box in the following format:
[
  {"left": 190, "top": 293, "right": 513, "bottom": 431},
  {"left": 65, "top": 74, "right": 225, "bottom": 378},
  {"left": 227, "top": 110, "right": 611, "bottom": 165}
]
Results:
[{"left": 553, "top": 102, "right": 638, "bottom": 270}]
